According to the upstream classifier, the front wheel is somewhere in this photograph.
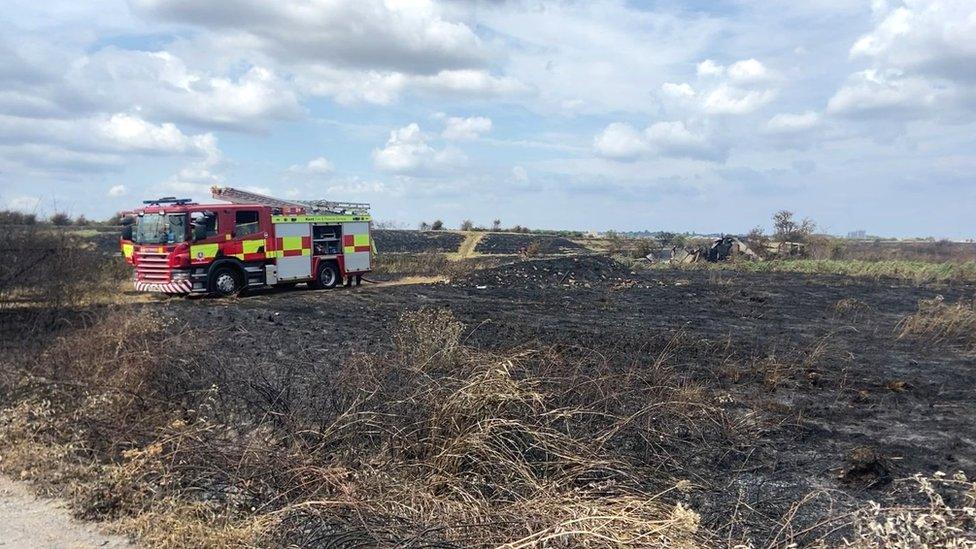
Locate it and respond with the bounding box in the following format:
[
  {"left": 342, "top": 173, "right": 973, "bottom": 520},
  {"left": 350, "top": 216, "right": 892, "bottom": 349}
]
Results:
[
  {"left": 210, "top": 266, "right": 243, "bottom": 297},
  {"left": 312, "top": 262, "right": 340, "bottom": 290}
]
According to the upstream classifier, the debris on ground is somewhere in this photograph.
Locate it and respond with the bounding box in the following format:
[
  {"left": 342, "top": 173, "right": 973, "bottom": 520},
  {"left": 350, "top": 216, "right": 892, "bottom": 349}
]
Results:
[
  {"left": 840, "top": 446, "right": 894, "bottom": 488},
  {"left": 668, "top": 236, "right": 760, "bottom": 264}
]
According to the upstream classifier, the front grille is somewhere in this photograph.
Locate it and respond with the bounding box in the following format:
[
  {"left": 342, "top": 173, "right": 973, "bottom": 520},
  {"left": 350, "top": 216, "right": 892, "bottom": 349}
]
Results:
[{"left": 135, "top": 250, "right": 171, "bottom": 282}]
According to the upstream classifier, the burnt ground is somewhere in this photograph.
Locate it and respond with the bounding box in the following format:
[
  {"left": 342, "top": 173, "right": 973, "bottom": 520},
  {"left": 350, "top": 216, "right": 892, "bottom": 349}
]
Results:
[
  {"left": 474, "top": 232, "right": 587, "bottom": 254},
  {"left": 142, "top": 255, "right": 976, "bottom": 543},
  {"left": 372, "top": 229, "right": 465, "bottom": 253}
]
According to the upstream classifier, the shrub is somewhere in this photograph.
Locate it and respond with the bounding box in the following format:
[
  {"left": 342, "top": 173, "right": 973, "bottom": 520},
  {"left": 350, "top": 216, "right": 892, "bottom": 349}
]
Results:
[
  {"left": 459, "top": 219, "right": 474, "bottom": 231},
  {"left": 430, "top": 219, "right": 444, "bottom": 231},
  {"left": 50, "top": 212, "right": 72, "bottom": 226},
  {"left": 0, "top": 210, "right": 37, "bottom": 225}
]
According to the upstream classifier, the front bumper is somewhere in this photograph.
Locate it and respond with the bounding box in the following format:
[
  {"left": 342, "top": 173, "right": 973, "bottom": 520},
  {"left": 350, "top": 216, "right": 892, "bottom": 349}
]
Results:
[{"left": 135, "top": 279, "right": 193, "bottom": 294}]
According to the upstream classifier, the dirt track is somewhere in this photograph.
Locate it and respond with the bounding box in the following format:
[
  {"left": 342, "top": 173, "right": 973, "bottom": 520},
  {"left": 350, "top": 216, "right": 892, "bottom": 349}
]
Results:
[
  {"left": 139, "top": 256, "right": 976, "bottom": 539},
  {"left": 0, "top": 476, "right": 132, "bottom": 548}
]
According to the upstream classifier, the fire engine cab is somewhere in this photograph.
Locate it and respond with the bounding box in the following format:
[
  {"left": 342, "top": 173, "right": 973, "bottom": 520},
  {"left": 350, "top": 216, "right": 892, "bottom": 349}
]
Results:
[{"left": 120, "top": 187, "right": 373, "bottom": 296}]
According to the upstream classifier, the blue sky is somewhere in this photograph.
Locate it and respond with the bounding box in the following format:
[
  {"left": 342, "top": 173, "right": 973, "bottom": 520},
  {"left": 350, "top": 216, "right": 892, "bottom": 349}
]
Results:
[{"left": 1, "top": 0, "right": 974, "bottom": 238}]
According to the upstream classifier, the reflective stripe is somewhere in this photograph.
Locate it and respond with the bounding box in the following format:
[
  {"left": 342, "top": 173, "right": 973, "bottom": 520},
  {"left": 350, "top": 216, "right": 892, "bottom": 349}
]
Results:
[
  {"left": 135, "top": 280, "right": 192, "bottom": 294},
  {"left": 281, "top": 236, "right": 303, "bottom": 251},
  {"left": 242, "top": 239, "right": 265, "bottom": 254},
  {"left": 190, "top": 243, "right": 219, "bottom": 263},
  {"left": 121, "top": 243, "right": 134, "bottom": 258}
]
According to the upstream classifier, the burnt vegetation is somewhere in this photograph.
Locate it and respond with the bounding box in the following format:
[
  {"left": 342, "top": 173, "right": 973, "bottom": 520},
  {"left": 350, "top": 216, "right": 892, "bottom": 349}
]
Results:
[{"left": 0, "top": 226, "right": 975, "bottom": 547}]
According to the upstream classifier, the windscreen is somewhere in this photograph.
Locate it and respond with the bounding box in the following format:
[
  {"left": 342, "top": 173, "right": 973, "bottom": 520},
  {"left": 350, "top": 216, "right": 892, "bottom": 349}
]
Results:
[{"left": 133, "top": 213, "right": 187, "bottom": 245}]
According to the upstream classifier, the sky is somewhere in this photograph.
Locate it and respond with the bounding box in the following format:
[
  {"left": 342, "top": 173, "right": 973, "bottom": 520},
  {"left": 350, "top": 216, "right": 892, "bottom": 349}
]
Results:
[{"left": 0, "top": 0, "right": 974, "bottom": 238}]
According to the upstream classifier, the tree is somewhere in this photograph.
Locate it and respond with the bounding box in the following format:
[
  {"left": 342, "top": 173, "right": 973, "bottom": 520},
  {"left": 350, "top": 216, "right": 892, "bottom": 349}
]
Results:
[
  {"left": 50, "top": 212, "right": 71, "bottom": 226},
  {"left": 75, "top": 215, "right": 90, "bottom": 226},
  {"left": 656, "top": 231, "right": 678, "bottom": 246},
  {"left": 772, "top": 210, "right": 815, "bottom": 242},
  {"left": 419, "top": 221, "right": 431, "bottom": 231},
  {"left": 492, "top": 219, "right": 501, "bottom": 231},
  {"left": 430, "top": 219, "right": 444, "bottom": 231},
  {"left": 460, "top": 219, "right": 474, "bottom": 231}
]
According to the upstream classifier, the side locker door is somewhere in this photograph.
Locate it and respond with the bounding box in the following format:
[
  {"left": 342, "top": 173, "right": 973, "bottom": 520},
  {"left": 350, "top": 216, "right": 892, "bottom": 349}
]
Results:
[
  {"left": 342, "top": 221, "right": 371, "bottom": 272},
  {"left": 274, "top": 222, "right": 312, "bottom": 280}
]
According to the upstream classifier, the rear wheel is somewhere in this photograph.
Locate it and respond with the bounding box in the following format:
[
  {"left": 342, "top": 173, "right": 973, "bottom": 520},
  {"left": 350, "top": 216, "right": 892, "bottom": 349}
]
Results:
[
  {"left": 210, "top": 266, "right": 243, "bottom": 297},
  {"left": 312, "top": 261, "right": 340, "bottom": 289}
]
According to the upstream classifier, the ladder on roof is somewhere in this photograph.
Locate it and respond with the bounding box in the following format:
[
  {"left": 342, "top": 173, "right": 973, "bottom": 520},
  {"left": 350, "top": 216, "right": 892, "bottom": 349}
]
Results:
[{"left": 211, "top": 186, "right": 370, "bottom": 214}]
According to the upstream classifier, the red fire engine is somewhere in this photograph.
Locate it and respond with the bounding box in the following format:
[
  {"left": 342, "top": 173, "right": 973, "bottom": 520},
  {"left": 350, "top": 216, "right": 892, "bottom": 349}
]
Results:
[{"left": 120, "top": 187, "right": 373, "bottom": 296}]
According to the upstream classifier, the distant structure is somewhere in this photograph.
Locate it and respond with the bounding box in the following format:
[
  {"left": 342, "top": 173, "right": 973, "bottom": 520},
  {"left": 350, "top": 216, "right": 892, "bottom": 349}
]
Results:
[{"left": 847, "top": 230, "right": 867, "bottom": 239}]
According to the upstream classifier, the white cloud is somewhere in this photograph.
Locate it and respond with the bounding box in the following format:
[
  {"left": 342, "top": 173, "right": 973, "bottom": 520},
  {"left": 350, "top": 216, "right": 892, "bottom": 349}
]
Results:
[
  {"left": 594, "top": 120, "right": 724, "bottom": 162},
  {"left": 415, "top": 70, "right": 529, "bottom": 98},
  {"left": 703, "top": 85, "right": 777, "bottom": 115},
  {"left": 593, "top": 122, "right": 648, "bottom": 160},
  {"left": 325, "top": 177, "right": 390, "bottom": 196},
  {"left": 512, "top": 165, "right": 528, "bottom": 182},
  {"left": 644, "top": 121, "right": 724, "bottom": 161},
  {"left": 766, "top": 111, "right": 821, "bottom": 133},
  {"left": 288, "top": 156, "right": 334, "bottom": 175},
  {"left": 726, "top": 58, "right": 772, "bottom": 85},
  {"left": 829, "top": 1, "right": 976, "bottom": 120},
  {"left": 827, "top": 69, "right": 940, "bottom": 117},
  {"left": 372, "top": 122, "right": 463, "bottom": 175},
  {"left": 661, "top": 82, "right": 696, "bottom": 99},
  {"left": 850, "top": 1, "right": 976, "bottom": 80},
  {"left": 0, "top": 112, "right": 215, "bottom": 156},
  {"left": 696, "top": 59, "right": 724, "bottom": 77},
  {"left": 442, "top": 116, "right": 492, "bottom": 140},
  {"left": 68, "top": 49, "right": 302, "bottom": 129},
  {"left": 130, "top": 0, "right": 488, "bottom": 74},
  {"left": 107, "top": 184, "right": 127, "bottom": 197},
  {"left": 161, "top": 134, "right": 224, "bottom": 198}
]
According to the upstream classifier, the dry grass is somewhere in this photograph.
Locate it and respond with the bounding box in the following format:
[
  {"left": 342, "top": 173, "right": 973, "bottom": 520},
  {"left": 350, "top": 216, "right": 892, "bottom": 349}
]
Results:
[
  {"left": 371, "top": 252, "right": 482, "bottom": 279},
  {"left": 0, "top": 306, "right": 722, "bottom": 547},
  {"left": 844, "top": 472, "right": 976, "bottom": 548},
  {"left": 653, "top": 259, "right": 976, "bottom": 285},
  {"left": 897, "top": 296, "right": 976, "bottom": 351}
]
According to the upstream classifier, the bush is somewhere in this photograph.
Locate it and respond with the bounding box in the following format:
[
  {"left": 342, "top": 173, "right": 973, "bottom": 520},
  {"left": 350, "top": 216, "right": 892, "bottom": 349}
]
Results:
[
  {"left": 0, "top": 224, "right": 125, "bottom": 332},
  {"left": 0, "top": 210, "right": 38, "bottom": 225},
  {"left": 633, "top": 238, "right": 656, "bottom": 258},
  {"left": 430, "top": 219, "right": 444, "bottom": 231},
  {"left": 459, "top": 219, "right": 474, "bottom": 231},
  {"left": 50, "top": 212, "right": 72, "bottom": 226}
]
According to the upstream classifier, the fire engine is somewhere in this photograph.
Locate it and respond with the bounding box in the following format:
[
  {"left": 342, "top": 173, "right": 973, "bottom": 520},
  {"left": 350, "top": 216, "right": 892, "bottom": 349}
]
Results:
[{"left": 119, "top": 187, "right": 373, "bottom": 296}]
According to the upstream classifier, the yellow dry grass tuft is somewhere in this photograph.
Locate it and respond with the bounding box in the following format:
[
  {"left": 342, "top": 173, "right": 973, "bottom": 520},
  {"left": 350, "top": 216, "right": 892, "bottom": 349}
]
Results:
[{"left": 897, "top": 296, "right": 976, "bottom": 351}]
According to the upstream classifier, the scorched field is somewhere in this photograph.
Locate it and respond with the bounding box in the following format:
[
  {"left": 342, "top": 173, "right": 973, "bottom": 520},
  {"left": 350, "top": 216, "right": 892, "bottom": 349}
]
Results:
[{"left": 1, "top": 230, "right": 974, "bottom": 548}]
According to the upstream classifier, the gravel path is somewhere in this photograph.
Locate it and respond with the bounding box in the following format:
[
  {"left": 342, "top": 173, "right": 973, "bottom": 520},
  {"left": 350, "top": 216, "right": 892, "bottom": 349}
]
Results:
[{"left": 0, "top": 477, "right": 133, "bottom": 548}]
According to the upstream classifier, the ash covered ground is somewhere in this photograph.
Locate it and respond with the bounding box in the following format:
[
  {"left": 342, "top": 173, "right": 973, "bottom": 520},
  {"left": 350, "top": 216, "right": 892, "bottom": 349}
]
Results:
[
  {"left": 142, "top": 253, "right": 976, "bottom": 542},
  {"left": 474, "top": 233, "right": 587, "bottom": 255}
]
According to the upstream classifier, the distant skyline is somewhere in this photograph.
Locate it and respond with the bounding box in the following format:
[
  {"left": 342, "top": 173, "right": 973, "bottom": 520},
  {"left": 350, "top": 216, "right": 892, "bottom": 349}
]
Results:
[{"left": 1, "top": 0, "right": 974, "bottom": 239}]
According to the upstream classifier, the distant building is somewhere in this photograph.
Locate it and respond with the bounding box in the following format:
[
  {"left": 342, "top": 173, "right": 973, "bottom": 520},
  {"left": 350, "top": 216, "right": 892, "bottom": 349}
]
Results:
[{"left": 847, "top": 230, "right": 867, "bottom": 239}]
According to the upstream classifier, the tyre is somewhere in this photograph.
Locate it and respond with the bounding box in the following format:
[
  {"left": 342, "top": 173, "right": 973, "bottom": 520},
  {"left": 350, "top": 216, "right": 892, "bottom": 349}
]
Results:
[
  {"left": 312, "top": 261, "right": 340, "bottom": 289},
  {"left": 209, "top": 266, "right": 243, "bottom": 297}
]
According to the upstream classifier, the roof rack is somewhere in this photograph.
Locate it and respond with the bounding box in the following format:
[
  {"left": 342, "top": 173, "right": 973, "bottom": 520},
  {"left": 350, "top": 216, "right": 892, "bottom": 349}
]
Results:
[{"left": 211, "top": 186, "right": 370, "bottom": 214}]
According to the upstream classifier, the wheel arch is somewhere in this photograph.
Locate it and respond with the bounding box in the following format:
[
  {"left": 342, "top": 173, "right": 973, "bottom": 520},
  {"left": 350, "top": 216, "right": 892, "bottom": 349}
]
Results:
[{"left": 207, "top": 258, "right": 246, "bottom": 287}]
